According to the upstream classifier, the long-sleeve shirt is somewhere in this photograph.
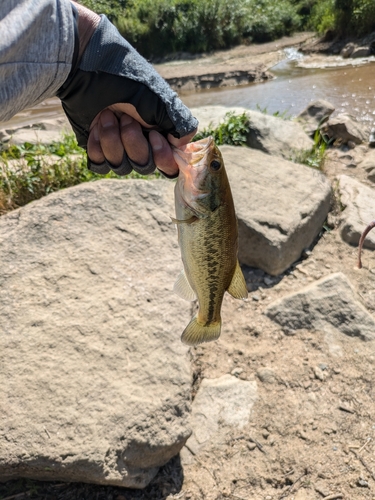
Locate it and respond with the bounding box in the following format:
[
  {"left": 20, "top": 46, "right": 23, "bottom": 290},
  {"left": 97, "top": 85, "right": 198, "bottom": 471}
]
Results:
[{"left": 0, "top": 0, "right": 74, "bottom": 121}]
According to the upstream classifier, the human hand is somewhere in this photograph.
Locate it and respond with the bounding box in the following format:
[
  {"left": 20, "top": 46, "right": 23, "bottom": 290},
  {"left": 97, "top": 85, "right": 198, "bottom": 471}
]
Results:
[
  {"left": 87, "top": 106, "right": 197, "bottom": 178},
  {"left": 57, "top": 3, "right": 198, "bottom": 177}
]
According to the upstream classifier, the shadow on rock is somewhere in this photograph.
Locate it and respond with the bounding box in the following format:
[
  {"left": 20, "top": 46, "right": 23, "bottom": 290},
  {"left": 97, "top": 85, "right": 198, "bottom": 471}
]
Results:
[{"left": 0, "top": 455, "right": 184, "bottom": 500}]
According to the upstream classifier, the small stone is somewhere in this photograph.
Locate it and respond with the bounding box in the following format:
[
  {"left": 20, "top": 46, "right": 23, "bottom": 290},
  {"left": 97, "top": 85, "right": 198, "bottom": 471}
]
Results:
[
  {"left": 231, "top": 367, "right": 244, "bottom": 377},
  {"left": 314, "top": 482, "right": 331, "bottom": 497},
  {"left": 357, "top": 478, "right": 369, "bottom": 487},
  {"left": 314, "top": 366, "right": 325, "bottom": 381},
  {"left": 304, "top": 380, "right": 312, "bottom": 389},
  {"left": 247, "top": 442, "right": 257, "bottom": 451},
  {"left": 319, "top": 363, "right": 328, "bottom": 371},
  {"left": 262, "top": 430, "right": 270, "bottom": 439},
  {"left": 252, "top": 294, "right": 260, "bottom": 302},
  {"left": 257, "top": 367, "right": 277, "bottom": 384},
  {"left": 264, "top": 276, "right": 274, "bottom": 286}
]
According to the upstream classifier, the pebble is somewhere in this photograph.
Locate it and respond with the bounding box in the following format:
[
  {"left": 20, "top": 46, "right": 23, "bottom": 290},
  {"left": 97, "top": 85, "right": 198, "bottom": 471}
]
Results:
[
  {"left": 264, "top": 276, "right": 274, "bottom": 286},
  {"left": 231, "top": 367, "right": 244, "bottom": 377},
  {"left": 357, "top": 478, "right": 369, "bottom": 487},
  {"left": 314, "top": 366, "right": 325, "bottom": 381},
  {"left": 252, "top": 294, "right": 260, "bottom": 301},
  {"left": 247, "top": 442, "right": 257, "bottom": 451}
]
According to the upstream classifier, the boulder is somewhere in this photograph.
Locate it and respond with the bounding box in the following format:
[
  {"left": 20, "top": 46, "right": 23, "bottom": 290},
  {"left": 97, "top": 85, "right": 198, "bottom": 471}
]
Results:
[
  {"left": 338, "top": 174, "right": 375, "bottom": 248},
  {"left": 0, "top": 179, "right": 192, "bottom": 488},
  {"left": 351, "top": 46, "right": 371, "bottom": 58},
  {"left": 221, "top": 146, "right": 331, "bottom": 275},
  {"left": 191, "top": 106, "right": 314, "bottom": 160},
  {"left": 320, "top": 113, "right": 367, "bottom": 145},
  {"left": 296, "top": 99, "right": 335, "bottom": 137},
  {"left": 359, "top": 148, "right": 375, "bottom": 182},
  {"left": 341, "top": 43, "right": 355, "bottom": 58},
  {"left": 0, "top": 117, "right": 72, "bottom": 145},
  {"left": 184, "top": 375, "right": 257, "bottom": 455},
  {"left": 265, "top": 273, "right": 375, "bottom": 341},
  {"left": 245, "top": 110, "right": 314, "bottom": 159}
]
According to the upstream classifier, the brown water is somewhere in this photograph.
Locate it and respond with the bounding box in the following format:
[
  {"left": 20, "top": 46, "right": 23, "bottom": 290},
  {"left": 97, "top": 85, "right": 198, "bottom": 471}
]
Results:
[
  {"left": 2, "top": 51, "right": 375, "bottom": 130},
  {"left": 182, "top": 53, "right": 375, "bottom": 125}
]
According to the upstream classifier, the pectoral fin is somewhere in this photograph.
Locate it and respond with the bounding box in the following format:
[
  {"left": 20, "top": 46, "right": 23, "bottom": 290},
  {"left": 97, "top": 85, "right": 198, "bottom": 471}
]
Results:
[
  {"left": 174, "top": 270, "right": 197, "bottom": 301},
  {"left": 227, "top": 261, "right": 248, "bottom": 299},
  {"left": 171, "top": 216, "right": 198, "bottom": 225}
]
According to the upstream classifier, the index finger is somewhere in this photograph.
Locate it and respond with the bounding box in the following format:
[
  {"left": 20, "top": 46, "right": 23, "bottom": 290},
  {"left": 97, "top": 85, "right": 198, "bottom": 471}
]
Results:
[{"left": 167, "top": 128, "right": 198, "bottom": 149}]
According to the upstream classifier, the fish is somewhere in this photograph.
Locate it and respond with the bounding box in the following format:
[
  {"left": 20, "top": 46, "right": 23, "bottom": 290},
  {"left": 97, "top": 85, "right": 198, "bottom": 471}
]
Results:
[
  {"left": 358, "top": 219, "right": 375, "bottom": 268},
  {"left": 172, "top": 136, "right": 248, "bottom": 346}
]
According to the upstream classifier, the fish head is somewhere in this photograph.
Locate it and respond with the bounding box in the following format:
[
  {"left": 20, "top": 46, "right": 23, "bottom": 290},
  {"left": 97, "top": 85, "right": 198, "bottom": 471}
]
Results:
[{"left": 173, "top": 136, "right": 228, "bottom": 216}]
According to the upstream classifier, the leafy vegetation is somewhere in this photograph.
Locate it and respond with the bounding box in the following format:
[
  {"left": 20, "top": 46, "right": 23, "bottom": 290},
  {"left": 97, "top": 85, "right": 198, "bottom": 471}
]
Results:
[
  {"left": 0, "top": 135, "right": 159, "bottom": 215},
  {"left": 82, "top": 0, "right": 302, "bottom": 58},
  {"left": 80, "top": 0, "right": 375, "bottom": 58},
  {"left": 193, "top": 112, "right": 251, "bottom": 146},
  {"left": 291, "top": 130, "right": 329, "bottom": 170}
]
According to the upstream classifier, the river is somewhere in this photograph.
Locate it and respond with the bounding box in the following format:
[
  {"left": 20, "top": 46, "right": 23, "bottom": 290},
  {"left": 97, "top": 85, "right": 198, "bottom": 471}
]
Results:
[
  {"left": 182, "top": 49, "right": 375, "bottom": 125},
  {"left": 2, "top": 49, "right": 375, "bottom": 131}
]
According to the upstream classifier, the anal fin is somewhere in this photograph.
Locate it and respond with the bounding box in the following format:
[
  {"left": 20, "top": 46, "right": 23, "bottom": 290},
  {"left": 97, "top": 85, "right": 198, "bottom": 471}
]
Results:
[
  {"left": 174, "top": 270, "right": 197, "bottom": 301},
  {"left": 227, "top": 261, "right": 248, "bottom": 299}
]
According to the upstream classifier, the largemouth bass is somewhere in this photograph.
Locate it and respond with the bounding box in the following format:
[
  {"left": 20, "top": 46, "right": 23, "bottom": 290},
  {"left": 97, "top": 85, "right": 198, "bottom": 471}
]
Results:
[{"left": 172, "top": 136, "right": 248, "bottom": 346}]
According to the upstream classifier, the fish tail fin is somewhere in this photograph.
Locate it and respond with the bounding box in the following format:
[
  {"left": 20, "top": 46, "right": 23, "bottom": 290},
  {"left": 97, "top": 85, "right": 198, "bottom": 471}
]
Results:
[{"left": 181, "top": 316, "right": 221, "bottom": 346}]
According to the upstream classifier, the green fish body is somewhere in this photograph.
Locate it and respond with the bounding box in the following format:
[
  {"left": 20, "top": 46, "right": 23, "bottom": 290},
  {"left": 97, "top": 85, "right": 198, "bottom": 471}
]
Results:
[{"left": 173, "top": 136, "right": 248, "bottom": 346}]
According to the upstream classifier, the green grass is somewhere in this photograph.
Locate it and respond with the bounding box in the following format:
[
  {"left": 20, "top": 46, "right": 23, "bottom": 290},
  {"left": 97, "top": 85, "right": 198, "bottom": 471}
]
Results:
[
  {"left": 193, "top": 112, "right": 251, "bottom": 146},
  {"left": 291, "top": 130, "right": 329, "bottom": 170},
  {"left": 0, "top": 135, "right": 160, "bottom": 215}
]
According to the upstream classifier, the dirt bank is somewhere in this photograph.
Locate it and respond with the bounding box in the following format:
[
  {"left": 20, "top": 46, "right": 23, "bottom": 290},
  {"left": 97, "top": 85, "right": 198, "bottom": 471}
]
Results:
[{"left": 155, "top": 32, "right": 316, "bottom": 92}]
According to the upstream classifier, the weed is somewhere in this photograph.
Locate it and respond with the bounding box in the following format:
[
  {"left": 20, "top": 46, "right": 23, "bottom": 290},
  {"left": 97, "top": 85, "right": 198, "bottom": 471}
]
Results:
[
  {"left": 193, "top": 112, "right": 250, "bottom": 146},
  {"left": 0, "top": 134, "right": 160, "bottom": 215},
  {"left": 291, "top": 130, "right": 330, "bottom": 171}
]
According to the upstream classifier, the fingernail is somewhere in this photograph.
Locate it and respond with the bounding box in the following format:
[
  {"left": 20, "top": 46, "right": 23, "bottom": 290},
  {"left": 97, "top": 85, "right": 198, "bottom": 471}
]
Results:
[
  {"left": 150, "top": 132, "right": 163, "bottom": 151},
  {"left": 121, "top": 114, "right": 133, "bottom": 127},
  {"left": 100, "top": 112, "right": 116, "bottom": 128}
]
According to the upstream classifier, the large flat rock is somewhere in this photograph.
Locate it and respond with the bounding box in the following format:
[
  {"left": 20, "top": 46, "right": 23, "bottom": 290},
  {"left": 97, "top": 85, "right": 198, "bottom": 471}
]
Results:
[
  {"left": 265, "top": 273, "right": 375, "bottom": 341},
  {"left": 221, "top": 146, "right": 331, "bottom": 275},
  {"left": 338, "top": 174, "right": 375, "bottom": 248},
  {"left": 0, "top": 179, "right": 191, "bottom": 488},
  {"left": 191, "top": 106, "right": 314, "bottom": 160}
]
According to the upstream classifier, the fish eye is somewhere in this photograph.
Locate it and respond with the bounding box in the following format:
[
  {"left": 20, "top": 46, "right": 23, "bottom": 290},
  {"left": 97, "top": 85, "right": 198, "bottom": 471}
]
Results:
[{"left": 210, "top": 160, "right": 221, "bottom": 171}]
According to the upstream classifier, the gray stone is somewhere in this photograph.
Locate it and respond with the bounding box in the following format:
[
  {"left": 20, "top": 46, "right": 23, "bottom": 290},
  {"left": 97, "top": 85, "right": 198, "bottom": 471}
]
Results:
[
  {"left": 341, "top": 43, "right": 355, "bottom": 58},
  {"left": 256, "top": 367, "right": 277, "bottom": 384},
  {"left": 244, "top": 111, "right": 314, "bottom": 159},
  {"left": 321, "top": 113, "right": 367, "bottom": 145},
  {"left": 221, "top": 145, "right": 331, "bottom": 275},
  {"left": 265, "top": 273, "right": 375, "bottom": 341},
  {"left": 358, "top": 149, "right": 375, "bottom": 182},
  {"left": 351, "top": 46, "right": 371, "bottom": 58},
  {"left": 185, "top": 375, "right": 257, "bottom": 454},
  {"left": 338, "top": 174, "right": 375, "bottom": 248},
  {"left": 296, "top": 99, "right": 335, "bottom": 137},
  {"left": 0, "top": 117, "right": 72, "bottom": 145},
  {"left": 191, "top": 106, "right": 314, "bottom": 160},
  {"left": 0, "top": 179, "right": 191, "bottom": 488}
]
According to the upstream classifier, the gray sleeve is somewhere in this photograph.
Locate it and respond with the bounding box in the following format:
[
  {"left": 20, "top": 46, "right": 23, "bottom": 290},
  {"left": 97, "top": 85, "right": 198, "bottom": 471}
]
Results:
[{"left": 0, "top": 0, "right": 74, "bottom": 122}]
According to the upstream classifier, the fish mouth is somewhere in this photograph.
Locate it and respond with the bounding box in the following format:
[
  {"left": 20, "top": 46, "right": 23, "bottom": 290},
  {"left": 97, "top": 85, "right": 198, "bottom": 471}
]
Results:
[
  {"left": 173, "top": 137, "right": 214, "bottom": 210},
  {"left": 173, "top": 136, "right": 214, "bottom": 170}
]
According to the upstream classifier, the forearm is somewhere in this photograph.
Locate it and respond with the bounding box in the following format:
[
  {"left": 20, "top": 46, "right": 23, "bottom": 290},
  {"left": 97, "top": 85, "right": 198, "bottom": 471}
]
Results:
[{"left": 0, "top": 0, "right": 75, "bottom": 122}]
